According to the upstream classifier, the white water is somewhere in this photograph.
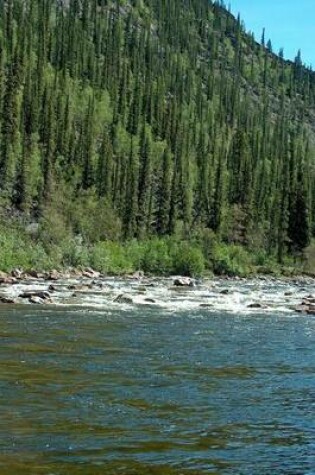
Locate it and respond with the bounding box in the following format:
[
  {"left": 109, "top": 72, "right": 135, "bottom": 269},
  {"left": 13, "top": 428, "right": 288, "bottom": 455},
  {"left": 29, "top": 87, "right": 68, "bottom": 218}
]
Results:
[{"left": 1, "top": 276, "right": 314, "bottom": 315}]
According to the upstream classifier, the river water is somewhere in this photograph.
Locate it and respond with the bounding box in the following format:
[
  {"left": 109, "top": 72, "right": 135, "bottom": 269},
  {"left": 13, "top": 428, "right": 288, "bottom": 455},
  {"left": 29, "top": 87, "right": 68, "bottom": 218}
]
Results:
[{"left": 1, "top": 280, "right": 315, "bottom": 474}]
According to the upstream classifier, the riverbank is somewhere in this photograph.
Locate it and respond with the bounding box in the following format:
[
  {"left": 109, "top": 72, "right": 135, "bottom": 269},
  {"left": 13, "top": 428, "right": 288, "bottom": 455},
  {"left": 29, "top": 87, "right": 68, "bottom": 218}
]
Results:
[
  {"left": 2, "top": 218, "right": 314, "bottom": 279},
  {"left": 0, "top": 269, "right": 314, "bottom": 314}
]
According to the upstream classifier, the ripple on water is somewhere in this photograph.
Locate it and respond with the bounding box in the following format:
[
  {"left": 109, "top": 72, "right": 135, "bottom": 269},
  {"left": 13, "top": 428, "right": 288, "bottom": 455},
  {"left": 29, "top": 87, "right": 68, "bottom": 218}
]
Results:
[{"left": 0, "top": 300, "right": 315, "bottom": 474}]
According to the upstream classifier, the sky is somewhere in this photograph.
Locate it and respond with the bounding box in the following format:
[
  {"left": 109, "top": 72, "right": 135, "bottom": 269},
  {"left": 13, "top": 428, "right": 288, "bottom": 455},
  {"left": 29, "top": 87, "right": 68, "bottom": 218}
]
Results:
[{"left": 228, "top": 0, "right": 315, "bottom": 67}]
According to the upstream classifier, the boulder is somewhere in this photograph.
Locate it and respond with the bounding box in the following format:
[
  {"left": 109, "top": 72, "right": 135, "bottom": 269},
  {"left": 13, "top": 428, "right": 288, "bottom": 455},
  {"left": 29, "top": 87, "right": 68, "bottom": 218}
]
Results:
[
  {"left": 25, "top": 270, "right": 45, "bottom": 279},
  {"left": 130, "top": 271, "right": 144, "bottom": 280},
  {"left": 19, "top": 290, "right": 51, "bottom": 300},
  {"left": 48, "top": 284, "right": 58, "bottom": 292},
  {"left": 137, "top": 286, "right": 148, "bottom": 293},
  {"left": 69, "top": 268, "right": 83, "bottom": 277},
  {"left": 114, "top": 294, "right": 133, "bottom": 304},
  {"left": 295, "top": 304, "right": 308, "bottom": 313},
  {"left": 68, "top": 284, "right": 93, "bottom": 291},
  {"left": 45, "top": 270, "right": 61, "bottom": 281},
  {"left": 0, "top": 295, "right": 16, "bottom": 304},
  {"left": 247, "top": 303, "right": 264, "bottom": 309},
  {"left": 302, "top": 297, "right": 315, "bottom": 305},
  {"left": 11, "top": 268, "right": 23, "bottom": 279},
  {"left": 295, "top": 296, "right": 315, "bottom": 314},
  {"left": 173, "top": 277, "right": 195, "bottom": 287},
  {"left": 0, "top": 276, "right": 17, "bottom": 285},
  {"left": 29, "top": 296, "right": 45, "bottom": 305},
  {"left": 144, "top": 298, "right": 156, "bottom": 304},
  {"left": 220, "top": 289, "right": 230, "bottom": 295},
  {"left": 82, "top": 268, "right": 100, "bottom": 279},
  {"left": 91, "top": 280, "right": 104, "bottom": 288}
]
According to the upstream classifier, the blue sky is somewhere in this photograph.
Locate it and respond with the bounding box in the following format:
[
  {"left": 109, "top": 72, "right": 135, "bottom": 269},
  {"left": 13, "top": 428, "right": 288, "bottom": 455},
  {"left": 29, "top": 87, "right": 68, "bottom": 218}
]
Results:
[{"left": 228, "top": 0, "right": 315, "bottom": 67}]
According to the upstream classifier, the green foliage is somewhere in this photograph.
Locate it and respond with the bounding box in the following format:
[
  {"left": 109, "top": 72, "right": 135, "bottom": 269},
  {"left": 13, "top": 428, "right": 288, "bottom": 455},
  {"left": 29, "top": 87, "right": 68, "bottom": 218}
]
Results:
[
  {"left": 0, "top": 221, "right": 53, "bottom": 271},
  {"left": 90, "top": 242, "right": 134, "bottom": 275},
  {"left": 0, "top": 0, "right": 314, "bottom": 270},
  {"left": 138, "top": 239, "right": 173, "bottom": 274},
  {"left": 69, "top": 192, "right": 122, "bottom": 243},
  {"left": 212, "top": 243, "right": 252, "bottom": 277},
  {"left": 170, "top": 242, "right": 205, "bottom": 277},
  {"left": 303, "top": 241, "right": 315, "bottom": 276}
]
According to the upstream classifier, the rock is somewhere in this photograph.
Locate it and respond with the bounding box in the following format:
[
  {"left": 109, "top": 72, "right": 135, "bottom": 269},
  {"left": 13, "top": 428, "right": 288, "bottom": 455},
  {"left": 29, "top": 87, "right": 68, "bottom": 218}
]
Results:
[
  {"left": 69, "top": 268, "right": 83, "bottom": 277},
  {"left": 19, "top": 290, "right": 51, "bottom": 300},
  {"left": 114, "top": 294, "right": 133, "bottom": 304},
  {"left": 295, "top": 304, "right": 308, "bottom": 313},
  {"left": 11, "top": 268, "right": 23, "bottom": 279},
  {"left": 68, "top": 284, "right": 93, "bottom": 291},
  {"left": 173, "top": 277, "right": 195, "bottom": 287},
  {"left": 200, "top": 303, "right": 213, "bottom": 308},
  {"left": 48, "top": 284, "right": 58, "bottom": 292},
  {"left": 0, "top": 276, "right": 17, "bottom": 285},
  {"left": 28, "top": 296, "right": 45, "bottom": 305},
  {"left": 220, "top": 289, "right": 230, "bottom": 295},
  {"left": 302, "top": 297, "right": 315, "bottom": 305},
  {"left": 82, "top": 268, "right": 100, "bottom": 279},
  {"left": 25, "top": 270, "right": 45, "bottom": 279},
  {"left": 45, "top": 270, "right": 61, "bottom": 281},
  {"left": 284, "top": 291, "right": 293, "bottom": 296},
  {"left": 144, "top": 298, "right": 156, "bottom": 303},
  {"left": 0, "top": 295, "right": 16, "bottom": 304},
  {"left": 306, "top": 305, "right": 315, "bottom": 315},
  {"left": 295, "top": 296, "right": 315, "bottom": 314},
  {"left": 247, "top": 303, "right": 264, "bottom": 309},
  {"left": 137, "top": 286, "right": 148, "bottom": 293},
  {"left": 131, "top": 271, "right": 144, "bottom": 280},
  {"left": 91, "top": 280, "right": 104, "bottom": 288}
]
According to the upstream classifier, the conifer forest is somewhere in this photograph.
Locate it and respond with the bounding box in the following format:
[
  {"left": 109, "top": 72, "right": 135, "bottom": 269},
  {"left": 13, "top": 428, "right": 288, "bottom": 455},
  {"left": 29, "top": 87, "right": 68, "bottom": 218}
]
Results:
[{"left": 0, "top": 0, "right": 315, "bottom": 275}]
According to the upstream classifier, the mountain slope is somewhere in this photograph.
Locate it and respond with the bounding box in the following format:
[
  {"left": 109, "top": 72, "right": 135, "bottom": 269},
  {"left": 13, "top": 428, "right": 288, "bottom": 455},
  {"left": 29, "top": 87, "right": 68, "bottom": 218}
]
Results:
[{"left": 0, "top": 0, "right": 314, "bottom": 268}]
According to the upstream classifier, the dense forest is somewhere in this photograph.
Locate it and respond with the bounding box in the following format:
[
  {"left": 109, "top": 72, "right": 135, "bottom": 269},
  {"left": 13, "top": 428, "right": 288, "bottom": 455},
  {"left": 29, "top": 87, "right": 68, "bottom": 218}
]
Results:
[{"left": 0, "top": 0, "right": 315, "bottom": 275}]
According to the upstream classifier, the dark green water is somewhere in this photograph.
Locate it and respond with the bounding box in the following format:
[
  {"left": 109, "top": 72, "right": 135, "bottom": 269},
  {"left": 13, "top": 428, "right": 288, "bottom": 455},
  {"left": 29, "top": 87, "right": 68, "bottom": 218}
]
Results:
[{"left": 1, "top": 305, "right": 315, "bottom": 474}]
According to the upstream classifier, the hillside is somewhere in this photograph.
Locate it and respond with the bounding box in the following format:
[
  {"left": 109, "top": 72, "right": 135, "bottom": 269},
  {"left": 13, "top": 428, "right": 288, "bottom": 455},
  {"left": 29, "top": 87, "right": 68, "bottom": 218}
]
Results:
[{"left": 0, "top": 0, "right": 314, "bottom": 274}]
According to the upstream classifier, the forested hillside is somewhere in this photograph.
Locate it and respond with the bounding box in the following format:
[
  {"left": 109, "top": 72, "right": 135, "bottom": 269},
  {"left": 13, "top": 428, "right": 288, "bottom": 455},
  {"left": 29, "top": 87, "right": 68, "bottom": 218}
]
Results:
[{"left": 0, "top": 0, "right": 315, "bottom": 274}]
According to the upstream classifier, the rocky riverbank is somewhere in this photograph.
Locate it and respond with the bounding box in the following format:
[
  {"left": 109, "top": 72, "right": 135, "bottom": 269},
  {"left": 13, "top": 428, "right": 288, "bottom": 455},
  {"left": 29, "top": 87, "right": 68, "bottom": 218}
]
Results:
[{"left": 0, "top": 268, "right": 314, "bottom": 315}]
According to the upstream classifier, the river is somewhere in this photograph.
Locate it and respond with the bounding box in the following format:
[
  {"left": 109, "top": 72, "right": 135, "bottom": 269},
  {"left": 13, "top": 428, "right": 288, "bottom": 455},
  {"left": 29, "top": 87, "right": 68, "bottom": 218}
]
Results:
[{"left": 1, "top": 278, "right": 315, "bottom": 474}]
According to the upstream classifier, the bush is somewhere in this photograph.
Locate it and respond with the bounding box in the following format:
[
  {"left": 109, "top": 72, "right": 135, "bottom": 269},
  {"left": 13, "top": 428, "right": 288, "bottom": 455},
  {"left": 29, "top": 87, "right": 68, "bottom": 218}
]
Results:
[
  {"left": 69, "top": 192, "right": 122, "bottom": 243},
  {"left": 171, "top": 241, "right": 205, "bottom": 276},
  {"left": 0, "top": 222, "right": 53, "bottom": 271},
  {"left": 90, "top": 238, "right": 205, "bottom": 276},
  {"left": 61, "top": 237, "right": 91, "bottom": 268},
  {"left": 212, "top": 243, "right": 252, "bottom": 276},
  {"left": 140, "top": 239, "right": 173, "bottom": 274},
  {"left": 90, "top": 241, "right": 134, "bottom": 274}
]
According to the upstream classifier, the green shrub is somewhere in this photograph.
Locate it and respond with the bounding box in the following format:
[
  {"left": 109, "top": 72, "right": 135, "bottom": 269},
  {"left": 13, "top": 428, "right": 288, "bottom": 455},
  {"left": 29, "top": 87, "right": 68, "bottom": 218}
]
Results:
[
  {"left": 171, "top": 242, "right": 205, "bottom": 276},
  {"left": 212, "top": 243, "right": 251, "bottom": 276},
  {"left": 90, "top": 241, "right": 134, "bottom": 274},
  {"left": 61, "top": 238, "right": 91, "bottom": 268},
  {"left": 140, "top": 239, "right": 173, "bottom": 274},
  {"left": 0, "top": 223, "right": 53, "bottom": 271}
]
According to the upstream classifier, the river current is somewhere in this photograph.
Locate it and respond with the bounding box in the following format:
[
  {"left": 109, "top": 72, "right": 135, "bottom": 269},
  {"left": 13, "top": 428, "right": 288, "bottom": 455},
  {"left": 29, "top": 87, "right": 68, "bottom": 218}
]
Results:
[{"left": 1, "top": 279, "right": 315, "bottom": 474}]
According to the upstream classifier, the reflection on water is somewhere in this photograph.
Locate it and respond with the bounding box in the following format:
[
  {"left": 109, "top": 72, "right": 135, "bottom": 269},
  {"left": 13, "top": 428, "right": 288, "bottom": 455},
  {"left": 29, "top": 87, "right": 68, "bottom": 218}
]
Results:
[{"left": 1, "top": 305, "right": 315, "bottom": 474}]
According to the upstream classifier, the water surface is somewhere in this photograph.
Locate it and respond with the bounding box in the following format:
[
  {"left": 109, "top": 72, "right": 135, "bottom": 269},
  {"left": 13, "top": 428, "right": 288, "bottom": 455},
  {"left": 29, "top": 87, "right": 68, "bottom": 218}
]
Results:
[{"left": 1, "top": 299, "right": 315, "bottom": 474}]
